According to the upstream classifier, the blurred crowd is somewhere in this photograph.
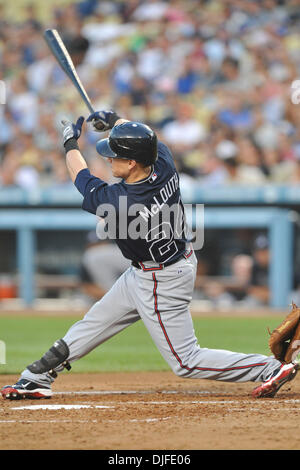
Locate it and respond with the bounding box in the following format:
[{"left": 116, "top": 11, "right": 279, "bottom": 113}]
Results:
[{"left": 1, "top": 0, "right": 300, "bottom": 190}]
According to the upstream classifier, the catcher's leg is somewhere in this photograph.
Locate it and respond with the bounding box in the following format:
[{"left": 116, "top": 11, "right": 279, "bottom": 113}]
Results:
[{"left": 19, "top": 268, "right": 140, "bottom": 386}]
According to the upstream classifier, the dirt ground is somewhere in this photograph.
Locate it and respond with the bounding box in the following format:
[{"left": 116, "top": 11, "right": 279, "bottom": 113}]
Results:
[{"left": 1, "top": 371, "right": 300, "bottom": 450}]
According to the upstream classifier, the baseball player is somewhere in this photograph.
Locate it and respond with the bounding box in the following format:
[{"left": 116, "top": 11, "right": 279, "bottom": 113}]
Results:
[{"left": 1, "top": 111, "right": 298, "bottom": 400}]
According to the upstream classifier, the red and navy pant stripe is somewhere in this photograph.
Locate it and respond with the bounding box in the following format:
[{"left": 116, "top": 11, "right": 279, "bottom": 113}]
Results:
[{"left": 152, "top": 273, "right": 267, "bottom": 373}]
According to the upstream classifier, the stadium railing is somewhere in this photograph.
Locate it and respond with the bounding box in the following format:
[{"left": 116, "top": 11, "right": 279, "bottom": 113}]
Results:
[
  {"left": 0, "top": 200, "right": 296, "bottom": 309},
  {"left": 2, "top": 184, "right": 300, "bottom": 206}
]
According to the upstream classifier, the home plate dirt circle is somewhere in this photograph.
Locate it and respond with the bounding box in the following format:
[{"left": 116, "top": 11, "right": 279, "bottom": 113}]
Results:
[{"left": 1, "top": 371, "right": 300, "bottom": 450}]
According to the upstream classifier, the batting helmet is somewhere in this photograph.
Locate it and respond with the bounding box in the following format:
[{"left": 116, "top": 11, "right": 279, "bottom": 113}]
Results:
[{"left": 96, "top": 121, "right": 158, "bottom": 166}]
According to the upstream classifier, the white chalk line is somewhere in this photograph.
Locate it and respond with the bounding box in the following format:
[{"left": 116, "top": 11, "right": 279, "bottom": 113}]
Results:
[
  {"left": 11, "top": 404, "right": 114, "bottom": 410},
  {"left": 127, "top": 417, "right": 173, "bottom": 423},
  {"left": 1, "top": 404, "right": 299, "bottom": 425},
  {"left": 3, "top": 398, "right": 300, "bottom": 409},
  {"left": 1, "top": 397, "right": 300, "bottom": 424},
  {"left": 9, "top": 401, "right": 235, "bottom": 411},
  {"left": 0, "top": 419, "right": 98, "bottom": 423},
  {"left": 3, "top": 398, "right": 300, "bottom": 413},
  {"left": 0, "top": 416, "right": 174, "bottom": 424},
  {"left": 52, "top": 390, "right": 224, "bottom": 396}
]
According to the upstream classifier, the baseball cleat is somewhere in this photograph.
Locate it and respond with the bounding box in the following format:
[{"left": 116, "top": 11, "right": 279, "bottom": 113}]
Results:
[
  {"left": 1, "top": 379, "right": 52, "bottom": 400},
  {"left": 252, "top": 362, "right": 299, "bottom": 398}
]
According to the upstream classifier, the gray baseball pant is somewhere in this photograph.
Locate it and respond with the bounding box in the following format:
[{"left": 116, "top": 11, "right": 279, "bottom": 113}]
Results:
[{"left": 21, "top": 252, "right": 281, "bottom": 386}]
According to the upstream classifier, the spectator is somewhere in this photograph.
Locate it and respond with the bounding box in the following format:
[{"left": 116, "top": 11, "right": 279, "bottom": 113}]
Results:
[
  {"left": 0, "top": 151, "right": 19, "bottom": 187},
  {"left": 210, "top": 56, "right": 240, "bottom": 89},
  {"left": 217, "top": 93, "right": 254, "bottom": 131},
  {"left": 162, "top": 101, "right": 206, "bottom": 151},
  {"left": 194, "top": 252, "right": 254, "bottom": 308},
  {"left": 79, "top": 230, "right": 130, "bottom": 304},
  {"left": 136, "top": 37, "right": 167, "bottom": 82},
  {"left": 289, "top": 148, "right": 300, "bottom": 184},
  {"left": 129, "top": 75, "right": 150, "bottom": 106},
  {"left": 8, "top": 73, "right": 39, "bottom": 133},
  {"left": 132, "top": 0, "right": 168, "bottom": 22},
  {"left": 176, "top": 56, "right": 200, "bottom": 95},
  {"left": 203, "top": 140, "right": 267, "bottom": 185},
  {"left": 245, "top": 234, "right": 270, "bottom": 307}
]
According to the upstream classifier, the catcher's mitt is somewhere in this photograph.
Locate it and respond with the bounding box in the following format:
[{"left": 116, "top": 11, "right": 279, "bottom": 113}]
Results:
[{"left": 269, "top": 302, "right": 300, "bottom": 363}]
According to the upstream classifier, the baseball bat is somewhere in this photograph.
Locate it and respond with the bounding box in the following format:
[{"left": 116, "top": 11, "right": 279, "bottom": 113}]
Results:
[{"left": 44, "top": 29, "right": 95, "bottom": 114}]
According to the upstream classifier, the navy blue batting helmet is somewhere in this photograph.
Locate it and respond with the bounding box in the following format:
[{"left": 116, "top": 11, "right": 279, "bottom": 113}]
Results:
[{"left": 96, "top": 121, "right": 158, "bottom": 167}]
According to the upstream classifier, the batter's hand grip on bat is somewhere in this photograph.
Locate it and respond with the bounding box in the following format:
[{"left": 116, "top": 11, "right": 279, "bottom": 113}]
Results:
[{"left": 87, "top": 110, "right": 121, "bottom": 132}]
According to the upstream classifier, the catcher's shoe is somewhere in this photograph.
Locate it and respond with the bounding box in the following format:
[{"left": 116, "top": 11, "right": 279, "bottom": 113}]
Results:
[
  {"left": 252, "top": 363, "right": 299, "bottom": 398},
  {"left": 1, "top": 379, "right": 52, "bottom": 400}
]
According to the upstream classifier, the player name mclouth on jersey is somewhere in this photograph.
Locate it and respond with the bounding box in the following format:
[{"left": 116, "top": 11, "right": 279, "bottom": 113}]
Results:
[
  {"left": 139, "top": 172, "right": 179, "bottom": 221},
  {"left": 74, "top": 141, "right": 190, "bottom": 264}
]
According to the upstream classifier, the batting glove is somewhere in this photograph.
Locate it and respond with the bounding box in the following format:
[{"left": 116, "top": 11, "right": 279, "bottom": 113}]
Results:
[
  {"left": 61, "top": 116, "right": 85, "bottom": 145},
  {"left": 86, "top": 110, "right": 120, "bottom": 132}
]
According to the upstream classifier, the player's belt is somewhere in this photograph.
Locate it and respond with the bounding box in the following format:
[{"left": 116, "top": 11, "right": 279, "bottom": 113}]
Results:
[{"left": 131, "top": 249, "right": 193, "bottom": 272}]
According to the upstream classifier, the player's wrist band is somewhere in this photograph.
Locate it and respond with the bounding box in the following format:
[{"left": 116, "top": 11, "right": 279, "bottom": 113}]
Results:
[{"left": 64, "top": 138, "right": 79, "bottom": 153}]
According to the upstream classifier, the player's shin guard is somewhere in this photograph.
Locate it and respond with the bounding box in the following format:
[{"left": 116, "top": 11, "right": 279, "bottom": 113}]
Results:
[{"left": 26, "top": 338, "right": 71, "bottom": 378}]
